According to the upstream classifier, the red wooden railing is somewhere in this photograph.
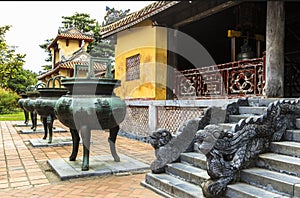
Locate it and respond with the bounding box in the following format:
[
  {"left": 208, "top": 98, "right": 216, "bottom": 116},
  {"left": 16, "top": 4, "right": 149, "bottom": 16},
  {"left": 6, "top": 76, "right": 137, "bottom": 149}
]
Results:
[{"left": 175, "top": 56, "right": 266, "bottom": 99}]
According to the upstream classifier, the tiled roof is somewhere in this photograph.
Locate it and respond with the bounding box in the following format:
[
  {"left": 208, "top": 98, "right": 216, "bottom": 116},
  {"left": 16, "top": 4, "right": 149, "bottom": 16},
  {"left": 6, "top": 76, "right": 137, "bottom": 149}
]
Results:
[
  {"left": 37, "top": 67, "right": 60, "bottom": 80},
  {"left": 37, "top": 61, "right": 106, "bottom": 80},
  {"left": 48, "top": 27, "right": 94, "bottom": 49},
  {"left": 60, "top": 61, "right": 107, "bottom": 71},
  {"left": 100, "top": 1, "right": 180, "bottom": 38}
]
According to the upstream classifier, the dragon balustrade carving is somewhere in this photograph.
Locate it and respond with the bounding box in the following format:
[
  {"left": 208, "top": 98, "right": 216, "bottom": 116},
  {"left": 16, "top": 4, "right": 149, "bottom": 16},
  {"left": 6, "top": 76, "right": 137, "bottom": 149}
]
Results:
[
  {"left": 149, "top": 106, "right": 223, "bottom": 173},
  {"left": 150, "top": 99, "right": 300, "bottom": 197}
]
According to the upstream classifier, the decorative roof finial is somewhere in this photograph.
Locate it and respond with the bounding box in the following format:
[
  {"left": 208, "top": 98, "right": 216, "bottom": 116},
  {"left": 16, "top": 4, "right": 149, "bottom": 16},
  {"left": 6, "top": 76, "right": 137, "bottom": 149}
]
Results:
[{"left": 81, "top": 40, "right": 85, "bottom": 48}]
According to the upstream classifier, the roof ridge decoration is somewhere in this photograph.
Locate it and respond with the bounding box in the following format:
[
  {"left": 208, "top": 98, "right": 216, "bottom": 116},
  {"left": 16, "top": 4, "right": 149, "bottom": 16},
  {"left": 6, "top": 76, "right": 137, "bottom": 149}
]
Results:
[
  {"left": 58, "top": 26, "right": 94, "bottom": 37},
  {"left": 69, "top": 50, "right": 91, "bottom": 62},
  {"left": 100, "top": 1, "right": 180, "bottom": 38}
]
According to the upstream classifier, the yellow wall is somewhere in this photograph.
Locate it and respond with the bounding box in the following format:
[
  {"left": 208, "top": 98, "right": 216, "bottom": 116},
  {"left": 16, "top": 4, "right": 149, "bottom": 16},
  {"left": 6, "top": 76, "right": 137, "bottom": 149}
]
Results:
[
  {"left": 51, "top": 39, "right": 89, "bottom": 65},
  {"left": 114, "top": 20, "right": 167, "bottom": 100}
]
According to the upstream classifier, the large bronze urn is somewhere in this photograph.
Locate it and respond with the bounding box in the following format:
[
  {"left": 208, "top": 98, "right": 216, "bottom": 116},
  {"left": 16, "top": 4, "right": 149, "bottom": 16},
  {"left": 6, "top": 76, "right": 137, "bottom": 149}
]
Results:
[
  {"left": 54, "top": 58, "right": 126, "bottom": 171},
  {"left": 34, "top": 76, "right": 68, "bottom": 143},
  {"left": 23, "top": 83, "right": 45, "bottom": 131}
]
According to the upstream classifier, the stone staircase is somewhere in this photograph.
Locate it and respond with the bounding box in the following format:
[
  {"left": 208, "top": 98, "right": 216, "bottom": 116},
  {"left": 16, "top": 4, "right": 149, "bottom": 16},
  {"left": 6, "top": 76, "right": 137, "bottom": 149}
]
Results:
[{"left": 141, "top": 98, "right": 300, "bottom": 198}]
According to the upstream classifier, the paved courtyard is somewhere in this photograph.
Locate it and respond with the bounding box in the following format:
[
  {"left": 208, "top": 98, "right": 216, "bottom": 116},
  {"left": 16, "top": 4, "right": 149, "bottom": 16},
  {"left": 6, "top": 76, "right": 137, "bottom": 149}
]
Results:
[{"left": 0, "top": 120, "right": 162, "bottom": 197}]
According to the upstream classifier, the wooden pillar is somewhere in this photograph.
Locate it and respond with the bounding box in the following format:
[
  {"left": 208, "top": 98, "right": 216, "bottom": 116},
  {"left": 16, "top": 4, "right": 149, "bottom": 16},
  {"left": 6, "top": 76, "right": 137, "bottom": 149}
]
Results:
[
  {"left": 265, "top": 1, "right": 285, "bottom": 97},
  {"left": 231, "top": 37, "right": 236, "bottom": 61},
  {"left": 166, "top": 28, "right": 178, "bottom": 99}
]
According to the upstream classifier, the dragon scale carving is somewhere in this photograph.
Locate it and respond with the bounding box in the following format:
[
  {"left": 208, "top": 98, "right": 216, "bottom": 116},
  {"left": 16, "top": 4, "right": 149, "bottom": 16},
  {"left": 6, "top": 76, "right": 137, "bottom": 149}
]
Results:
[{"left": 197, "top": 99, "right": 300, "bottom": 197}]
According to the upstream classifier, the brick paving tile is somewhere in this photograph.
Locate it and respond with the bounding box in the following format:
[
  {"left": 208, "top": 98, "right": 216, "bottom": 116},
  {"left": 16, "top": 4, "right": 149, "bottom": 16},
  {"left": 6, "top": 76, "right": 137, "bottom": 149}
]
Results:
[
  {"left": 0, "top": 178, "right": 8, "bottom": 184},
  {"left": 30, "top": 178, "right": 49, "bottom": 185},
  {"left": 8, "top": 176, "right": 28, "bottom": 183},
  {"left": 0, "top": 121, "right": 163, "bottom": 197},
  {"left": 10, "top": 181, "right": 31, "bottom": 188},
  {"left": 0, "top": 183, "right": 9, "bottom": 189}
]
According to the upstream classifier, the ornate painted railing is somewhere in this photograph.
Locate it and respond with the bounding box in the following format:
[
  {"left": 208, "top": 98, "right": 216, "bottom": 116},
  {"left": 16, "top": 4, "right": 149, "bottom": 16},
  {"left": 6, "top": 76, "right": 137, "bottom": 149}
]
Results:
[{"left": 175, "top": 56, "right": 266, "bottom": 99}]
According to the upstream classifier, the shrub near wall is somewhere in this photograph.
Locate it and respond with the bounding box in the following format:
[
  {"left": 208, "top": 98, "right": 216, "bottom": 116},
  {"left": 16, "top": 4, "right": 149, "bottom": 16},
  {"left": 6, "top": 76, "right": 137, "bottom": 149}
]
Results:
[{"left": 0, "top": 88, "right": 20, "bottom": 114}]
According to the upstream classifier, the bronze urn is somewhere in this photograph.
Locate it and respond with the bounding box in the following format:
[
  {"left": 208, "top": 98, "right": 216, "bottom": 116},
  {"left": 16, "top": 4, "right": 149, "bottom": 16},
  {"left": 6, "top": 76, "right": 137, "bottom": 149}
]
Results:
[
  {"left": 54, "top": 58, "right": 126, "bottom": 171},
  {"left": 34, "top": 76, "right": 69, "bottom": 143},
  {"left": 22, "top": 83, "right": 45, "bottom": 131}
]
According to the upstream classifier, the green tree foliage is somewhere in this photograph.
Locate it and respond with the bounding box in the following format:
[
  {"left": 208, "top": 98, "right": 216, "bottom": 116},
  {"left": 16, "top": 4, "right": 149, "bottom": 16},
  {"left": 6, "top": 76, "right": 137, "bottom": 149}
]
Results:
[
  {"left": 39, "top": 38, "right": 53, "bottom": 62},
  {"left": 0, "top": 88, "right": 19, "bottom": 114},
  {"left": 61, "top": 13, "right": 97, "bottom": 33},
  {"left": 7, "top": 69, "right": 37, "bottom": 94},
  {"left": 40, "top": 65, "right": 52, "bottom": 72},
  {"left": 0, "top": 25, "right": 37, "bottom": 114},
  {"left": 0, "top": 25, "right": 26, "bottom": 90},
  {"left": 38, "top": 39, "right": 53, "bottom": 73}
]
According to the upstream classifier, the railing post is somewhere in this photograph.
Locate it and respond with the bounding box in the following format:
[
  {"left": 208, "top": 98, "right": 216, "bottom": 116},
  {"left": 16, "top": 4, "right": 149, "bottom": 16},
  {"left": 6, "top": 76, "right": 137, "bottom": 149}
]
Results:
[
  {"left": 148, "top": 104, "right": 158, "bottom": 134},
  {"left": 263, "top": 51, "right": 266, "bottom": 95}
]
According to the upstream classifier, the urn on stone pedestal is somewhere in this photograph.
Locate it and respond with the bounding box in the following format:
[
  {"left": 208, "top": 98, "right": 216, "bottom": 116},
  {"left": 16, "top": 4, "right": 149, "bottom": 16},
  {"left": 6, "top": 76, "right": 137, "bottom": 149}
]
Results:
[
  {"left": 23, "top": 83, "right": 45, "bottom": 131},
  {"left": 34, "top": 76, "right": 69, "bottom": 143},
  {"left": 54, "top": 57, "right": 126, "bottom": 171}
]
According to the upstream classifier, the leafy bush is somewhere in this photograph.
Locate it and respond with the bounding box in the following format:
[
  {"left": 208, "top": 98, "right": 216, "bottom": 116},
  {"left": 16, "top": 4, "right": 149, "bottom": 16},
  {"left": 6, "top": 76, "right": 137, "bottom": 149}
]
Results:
[{"left": 0, "top": 88, "right": 20, "bottom": 114}]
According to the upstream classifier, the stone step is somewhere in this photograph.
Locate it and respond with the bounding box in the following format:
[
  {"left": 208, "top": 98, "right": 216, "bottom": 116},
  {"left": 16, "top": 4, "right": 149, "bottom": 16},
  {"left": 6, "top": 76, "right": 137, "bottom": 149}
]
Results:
[
  {"left": 226, "top": 182, "right": 290, "bottom": 198},
  {"left": 257, "top": 153, "right": 300, "bottom": 176},
  {"left": 284, "top": 129, "right": 300, "bottom": 142},
  {"left": 228, "top": 114, "right": 259, "bottom": 123},
  {"left": 144, "top": 173, "right": 204, "bottom": 198},
  {"left": 240, "top": 167, "right": 300, "bottom": 196},
  {"left": 180, "top": 152, "right": 207, "bottom": 170},
  {"left": 247, "top": 98, "right": 296, "bottom": 107},
  {"left": 270, "top": 141, "right": 300, "bottom": 158},
  {"left": 296, "top": 118, "right": 300, "bottom": 129},
  {"left": 239, "top": 106, "right": 267, "bottom": 115},
  {"left": 166, "top": 163, "right": 209, "bottom": 186}
]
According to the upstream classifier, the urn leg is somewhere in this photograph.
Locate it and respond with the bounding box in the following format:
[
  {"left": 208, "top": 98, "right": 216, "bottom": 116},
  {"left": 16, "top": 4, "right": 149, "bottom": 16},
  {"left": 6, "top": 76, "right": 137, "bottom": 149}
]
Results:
[
  {"left": 80, "top": 125, "right": 91, "bottom": 171},
  {"left": 47, "top": 115, "right": 54, "bottom": 143},
  {"left": 69, "top": 128, "right": 80, "bottom": 161},
  {"left": 108, "top": 126, "right": 120, "bottom": 162},
  {"left": 24, "top": 110, "right": 29, "bottom": 125},
  {"left": 30, "top": 112, "right": 34, "bottom": 129},
  {"left": 31, "top": 112, "right": 37, "bottom": 131},
  {"left": 42, "top": 117, "right": 48, "bottom": 140}
]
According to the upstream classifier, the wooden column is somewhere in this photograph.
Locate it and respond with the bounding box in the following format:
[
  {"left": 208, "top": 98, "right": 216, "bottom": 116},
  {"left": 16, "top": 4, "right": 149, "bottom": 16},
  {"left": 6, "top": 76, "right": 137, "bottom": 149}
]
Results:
[
  {"left": 166, "top": 28, "right": 178, "bottom": 99},
  {"left": 265, "top": 1, "right": 285, "bottom": 97}
]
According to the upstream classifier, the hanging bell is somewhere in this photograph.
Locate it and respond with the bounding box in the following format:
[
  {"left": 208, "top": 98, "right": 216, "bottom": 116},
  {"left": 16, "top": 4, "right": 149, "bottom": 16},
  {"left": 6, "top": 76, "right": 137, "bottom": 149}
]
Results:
[{"left": 237, "top": 39, "right": 255, "bottom": 60}]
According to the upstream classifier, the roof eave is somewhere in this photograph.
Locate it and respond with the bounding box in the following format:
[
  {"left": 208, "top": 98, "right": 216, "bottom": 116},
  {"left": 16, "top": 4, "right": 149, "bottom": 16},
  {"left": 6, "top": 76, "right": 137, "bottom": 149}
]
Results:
[
  {"left": 37, "top": 66, "right": 60, "bottom": 80},
  {"left": 100, "top": 1, "right": 180, "bottom": 38}
]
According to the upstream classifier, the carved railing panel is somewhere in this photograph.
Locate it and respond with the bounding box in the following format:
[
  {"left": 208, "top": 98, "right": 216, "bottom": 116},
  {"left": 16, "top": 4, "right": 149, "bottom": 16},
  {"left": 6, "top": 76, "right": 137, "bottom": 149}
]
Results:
[{"left": 175, "top": 58, "right": 265, "bottom": 99}]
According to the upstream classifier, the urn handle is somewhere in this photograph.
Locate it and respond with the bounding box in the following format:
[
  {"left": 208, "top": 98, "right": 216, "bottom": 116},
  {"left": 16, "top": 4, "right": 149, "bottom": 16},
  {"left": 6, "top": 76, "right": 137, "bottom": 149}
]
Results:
[{"left": 47, "top": 75, "right": 66, "bottom": 88}]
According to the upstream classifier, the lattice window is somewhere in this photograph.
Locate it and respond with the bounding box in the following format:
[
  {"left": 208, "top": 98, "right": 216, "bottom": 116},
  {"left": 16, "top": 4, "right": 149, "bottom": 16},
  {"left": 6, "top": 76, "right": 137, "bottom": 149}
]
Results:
[
  {"left": 157, "top": 106, "right": 204, "bottom": 133},
  {"left": 119, "top": 106, "right": 149, "bottom": 136},
  {"left": 126, "top": 54, "right": 140, "bottom": 81}
]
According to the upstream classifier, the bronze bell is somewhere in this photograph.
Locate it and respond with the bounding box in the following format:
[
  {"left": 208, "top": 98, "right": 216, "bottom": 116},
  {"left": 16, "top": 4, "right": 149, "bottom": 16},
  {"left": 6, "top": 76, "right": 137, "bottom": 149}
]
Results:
[{"left": 237, "top": 39, "right": 255, "bottom": 60}]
